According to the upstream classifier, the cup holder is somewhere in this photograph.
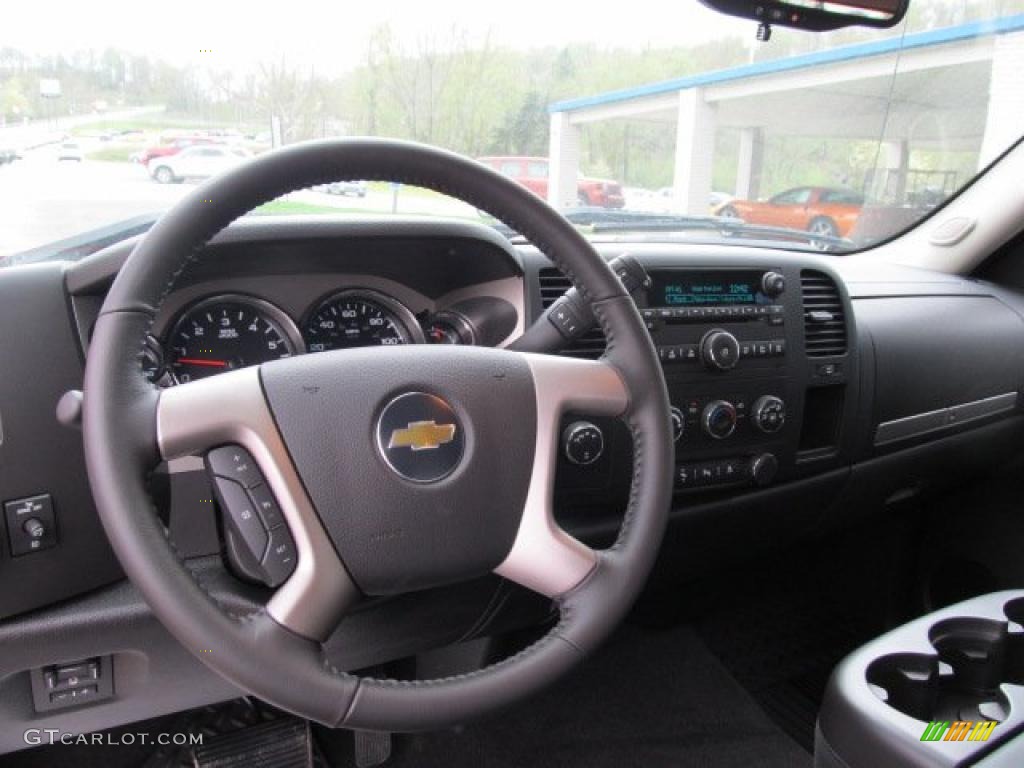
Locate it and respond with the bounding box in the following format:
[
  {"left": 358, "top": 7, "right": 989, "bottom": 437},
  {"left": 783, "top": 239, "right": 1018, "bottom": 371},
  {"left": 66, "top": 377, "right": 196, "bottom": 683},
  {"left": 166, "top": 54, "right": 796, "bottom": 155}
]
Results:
[{"left": 866, "top": 615, "right": 1021, "bottom": 723}]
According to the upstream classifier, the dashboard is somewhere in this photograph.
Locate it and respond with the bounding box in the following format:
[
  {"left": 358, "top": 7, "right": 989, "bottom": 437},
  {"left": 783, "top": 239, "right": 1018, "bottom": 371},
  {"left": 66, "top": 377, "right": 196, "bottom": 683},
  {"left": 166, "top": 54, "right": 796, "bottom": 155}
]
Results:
[{"left": 1, "top": 215, "right": 1024, "bottom": 750}]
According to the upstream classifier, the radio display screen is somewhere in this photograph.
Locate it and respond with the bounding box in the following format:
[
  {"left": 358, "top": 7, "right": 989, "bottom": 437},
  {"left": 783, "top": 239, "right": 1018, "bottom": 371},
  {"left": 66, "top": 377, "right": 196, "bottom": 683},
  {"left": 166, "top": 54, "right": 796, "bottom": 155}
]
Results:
[{"left": 650, "top": 271, "right": 764, "bottom": 307}]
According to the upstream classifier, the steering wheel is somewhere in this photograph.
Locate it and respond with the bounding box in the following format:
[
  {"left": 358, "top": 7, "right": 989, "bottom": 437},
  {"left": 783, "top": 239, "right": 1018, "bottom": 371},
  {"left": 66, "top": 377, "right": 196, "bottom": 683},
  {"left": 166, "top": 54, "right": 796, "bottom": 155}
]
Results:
[{"left": 82, "top": 139, "right": 673, "bottom": 730}]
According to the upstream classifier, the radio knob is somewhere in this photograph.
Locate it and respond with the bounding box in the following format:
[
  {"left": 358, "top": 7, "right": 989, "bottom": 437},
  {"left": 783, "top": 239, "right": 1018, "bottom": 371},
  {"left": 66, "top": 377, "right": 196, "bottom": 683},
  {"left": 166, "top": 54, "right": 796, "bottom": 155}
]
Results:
[
  {"left": 761, "top": 271, "right": 786, "bottom": 298},
  {"left": 750, "top": 453, "right": 779, "bottom": 487},
  {"left": 702, "top": 400, "right": 737, "bottom": 439},
  {"left": 751, "top": 395, "right": 786, "bottom": 434},
  {"left": 670, "top": 407, "right": 685, "bottom": 443},
  {"left": 700, "top": 330, "right": 741, "bottom": 371},
  {"left": 563, "top": 421, "right": 604, "bottom": 466}
]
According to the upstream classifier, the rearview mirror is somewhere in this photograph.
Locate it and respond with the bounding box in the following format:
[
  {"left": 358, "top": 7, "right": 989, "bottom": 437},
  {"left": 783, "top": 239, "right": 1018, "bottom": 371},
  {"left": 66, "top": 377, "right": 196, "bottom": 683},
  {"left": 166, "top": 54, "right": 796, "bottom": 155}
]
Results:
[{"left": 699, "top": 0, "right": 909, "bottom": 31}]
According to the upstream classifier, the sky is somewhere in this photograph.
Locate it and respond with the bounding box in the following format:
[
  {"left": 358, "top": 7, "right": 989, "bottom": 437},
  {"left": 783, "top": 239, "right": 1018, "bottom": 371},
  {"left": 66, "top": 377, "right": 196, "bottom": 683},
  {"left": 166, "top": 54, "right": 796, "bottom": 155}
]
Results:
[{"left": 5, "top": 0, "right": 758, "bottom": 74}]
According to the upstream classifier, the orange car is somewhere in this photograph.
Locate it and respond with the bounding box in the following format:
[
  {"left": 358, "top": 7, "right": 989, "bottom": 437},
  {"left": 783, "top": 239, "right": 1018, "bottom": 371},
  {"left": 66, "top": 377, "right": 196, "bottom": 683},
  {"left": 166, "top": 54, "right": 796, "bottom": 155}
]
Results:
[{"left": 715, "top": 186, "right": 864, "bottom": 241}]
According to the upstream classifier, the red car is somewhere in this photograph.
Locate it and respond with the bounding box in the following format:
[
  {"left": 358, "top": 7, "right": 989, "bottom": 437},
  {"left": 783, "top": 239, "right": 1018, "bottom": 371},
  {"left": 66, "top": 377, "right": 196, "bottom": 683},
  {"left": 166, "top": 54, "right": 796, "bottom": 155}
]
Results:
[
  {"left": 715, "top": 186, "right": 864, "bottom": 241},
  {"left": 478, "top": 156, "right": 625, "bottom": 208},
  {"left": 134, "top": 137, "right": 219, "bottom": 167}
]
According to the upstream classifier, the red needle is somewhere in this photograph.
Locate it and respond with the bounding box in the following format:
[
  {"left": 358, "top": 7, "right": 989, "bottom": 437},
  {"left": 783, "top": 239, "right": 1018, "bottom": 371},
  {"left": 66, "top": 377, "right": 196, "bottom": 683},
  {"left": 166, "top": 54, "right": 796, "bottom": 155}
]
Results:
[{"left": 177, "top": 358, "right": 228, "bottom": 368}]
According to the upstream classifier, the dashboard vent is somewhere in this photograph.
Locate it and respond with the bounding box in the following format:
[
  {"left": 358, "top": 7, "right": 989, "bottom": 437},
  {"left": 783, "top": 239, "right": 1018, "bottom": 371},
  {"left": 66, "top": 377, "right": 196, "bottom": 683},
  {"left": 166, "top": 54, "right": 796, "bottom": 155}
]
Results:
[
  {"left": 538, "top": 267, "right": 606, "bottom": 359},
  {"left": 800, "top": 270, "right": 847, "bottom": 357}
]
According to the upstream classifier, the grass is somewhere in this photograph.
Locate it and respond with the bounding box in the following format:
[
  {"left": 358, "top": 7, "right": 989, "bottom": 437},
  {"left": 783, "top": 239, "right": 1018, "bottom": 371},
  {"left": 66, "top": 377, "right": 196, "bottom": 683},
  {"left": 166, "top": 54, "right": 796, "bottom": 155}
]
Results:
[
  {"left": 252, "top": 199, "right": 484, "bottom": 224},
  {"left": 252, "top": 200, "right": 357, "bottom": 216},
  {"left": 86, "top": 145, "right": 139, "bottom": 163}
]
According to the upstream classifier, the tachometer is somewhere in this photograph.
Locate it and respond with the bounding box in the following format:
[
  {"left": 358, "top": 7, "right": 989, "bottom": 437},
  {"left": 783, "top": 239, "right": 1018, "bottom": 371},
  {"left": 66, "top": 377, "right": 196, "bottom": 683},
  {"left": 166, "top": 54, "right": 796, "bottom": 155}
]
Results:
[
  {"left": 303, "top": 290, "right": 423, "bottom": 351},
  {"left": 166, "top": 295, "right": 303, "bottom": 383}
]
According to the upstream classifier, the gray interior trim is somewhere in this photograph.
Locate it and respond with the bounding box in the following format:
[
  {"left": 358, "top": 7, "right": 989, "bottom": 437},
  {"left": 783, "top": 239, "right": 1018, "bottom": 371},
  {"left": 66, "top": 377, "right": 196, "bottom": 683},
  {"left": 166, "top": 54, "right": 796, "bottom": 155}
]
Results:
[
  {"left": 156, "top": 366, "right": 359, "bottom": 640},
  {"left": 493, "top": 354, "right": 627, "bottom": 596},
  {"left": 874, "top": 392, "right": 1018, "bottom": 446}
]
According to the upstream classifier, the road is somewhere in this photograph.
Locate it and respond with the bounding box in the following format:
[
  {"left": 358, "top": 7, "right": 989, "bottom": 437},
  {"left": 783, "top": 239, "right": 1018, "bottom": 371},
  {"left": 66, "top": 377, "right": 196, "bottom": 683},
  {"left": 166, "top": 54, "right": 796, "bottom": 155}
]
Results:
[
  {"left": 0, "top": 106, "right": 165, "bottom": 151},
  {"left": 0, "top": 144, "right": 479, "bottom": 257}
]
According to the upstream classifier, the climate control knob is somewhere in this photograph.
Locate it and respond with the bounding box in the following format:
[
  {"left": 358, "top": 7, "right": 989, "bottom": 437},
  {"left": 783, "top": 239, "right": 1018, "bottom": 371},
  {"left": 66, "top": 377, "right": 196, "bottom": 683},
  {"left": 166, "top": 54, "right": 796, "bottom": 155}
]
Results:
[
  {"left": 670, "top": 407, "right": 685, "bottom": 443},
  {"left": 751, "top": 395, "right": 786, "bottom": 433},
  {"left": 702, "top": 400, "right": 737, "bottom": 439},
  {"left": 761, "top": 271, "right": 786, "bottom": 298},
  {"left": 563, "top": 421, "right": 604, "bottom": 466},
  {"left": 700, "top": 329, "right": 741, "bottom": 371},
  {"left": 750, "top": 453, "right": 779, "bottom": 487}
]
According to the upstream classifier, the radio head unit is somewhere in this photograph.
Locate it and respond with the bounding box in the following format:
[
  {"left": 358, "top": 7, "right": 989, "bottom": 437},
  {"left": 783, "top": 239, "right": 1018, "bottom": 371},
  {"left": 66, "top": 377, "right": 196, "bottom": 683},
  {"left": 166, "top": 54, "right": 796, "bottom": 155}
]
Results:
[{"left": 649, "top": 269, "right": 780, "bottom": 307}]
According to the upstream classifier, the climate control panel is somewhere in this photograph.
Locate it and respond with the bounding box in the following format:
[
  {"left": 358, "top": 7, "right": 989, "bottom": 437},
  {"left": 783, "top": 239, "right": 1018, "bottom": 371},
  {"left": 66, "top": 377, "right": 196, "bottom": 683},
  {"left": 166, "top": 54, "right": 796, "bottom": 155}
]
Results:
[{"left": 666, "top": 377, "right": 793, "bottom": 492}]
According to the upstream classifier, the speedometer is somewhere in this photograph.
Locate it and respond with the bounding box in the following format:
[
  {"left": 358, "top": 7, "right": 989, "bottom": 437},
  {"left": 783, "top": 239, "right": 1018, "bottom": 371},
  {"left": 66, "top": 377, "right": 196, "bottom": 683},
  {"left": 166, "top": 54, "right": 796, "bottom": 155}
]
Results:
[
  {"left": 166, "top": 295, "right": 303, "bottom": 383},
  {"left": 303, "top": 290, "right": 423, "bottom": 351}
]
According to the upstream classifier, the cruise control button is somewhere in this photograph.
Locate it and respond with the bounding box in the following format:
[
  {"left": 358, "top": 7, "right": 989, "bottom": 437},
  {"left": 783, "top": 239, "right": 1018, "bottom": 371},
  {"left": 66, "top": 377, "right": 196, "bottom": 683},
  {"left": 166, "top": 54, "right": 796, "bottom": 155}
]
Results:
[
  {"left": 207, "top": 445, "right": 263, "bottom": 488},
  {"left": 213, "top": 477, "right": 268, "bottom": 562},
  {"left": 262, "top": 527, "right": 298, "bottom": 587},
  {"left": 248, "top": 484, "right": 285, "bottom": 530}
]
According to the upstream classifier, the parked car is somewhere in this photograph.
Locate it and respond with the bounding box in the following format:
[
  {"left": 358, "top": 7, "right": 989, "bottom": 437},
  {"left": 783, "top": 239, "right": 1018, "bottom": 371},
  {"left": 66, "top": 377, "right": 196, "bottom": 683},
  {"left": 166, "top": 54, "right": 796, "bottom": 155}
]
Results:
[
  {"left": 135, "top": 137, "right": 219, "bottom": 167},
  {"left": 314, "top": 180, "right": 368, "bottom": 197},
  {"left": 477, "top": 156, "right": 625, "bottom": 208},
  {"left": 714, "top": 186, "right": 863, "bottom": 241},
  {"left": 57, "top": 142, "right": 84, "bottom": 162},
  {"left": 709, "top": 190, "right": 734, "bottom": 209},
  {"left": 149, "top": 145, "right": 252, "bottom": 183}
]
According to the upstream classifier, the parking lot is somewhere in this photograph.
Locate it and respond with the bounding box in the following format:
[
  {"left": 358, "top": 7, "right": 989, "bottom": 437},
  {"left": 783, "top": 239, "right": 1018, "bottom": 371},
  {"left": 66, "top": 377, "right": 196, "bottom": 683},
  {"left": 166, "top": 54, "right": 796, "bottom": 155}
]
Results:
[{"left": 0, "top": 142, "right": 478, "bottom": 257}]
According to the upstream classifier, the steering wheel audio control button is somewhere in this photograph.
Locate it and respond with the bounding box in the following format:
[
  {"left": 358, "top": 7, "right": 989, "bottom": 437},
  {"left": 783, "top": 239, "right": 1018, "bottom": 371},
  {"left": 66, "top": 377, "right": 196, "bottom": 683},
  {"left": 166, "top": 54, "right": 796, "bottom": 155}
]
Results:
[
  {"left": 248, "top": 484, "right": 285, "bottom": 530},
  {"left": 262, "top": 527, "right": 298, "bottom": 587},
  {"left": 212, "top": 477, "right": 269, "bottom": 562},
  {"left": 207, "top": 445, "right": 262, "bottom": 488}
]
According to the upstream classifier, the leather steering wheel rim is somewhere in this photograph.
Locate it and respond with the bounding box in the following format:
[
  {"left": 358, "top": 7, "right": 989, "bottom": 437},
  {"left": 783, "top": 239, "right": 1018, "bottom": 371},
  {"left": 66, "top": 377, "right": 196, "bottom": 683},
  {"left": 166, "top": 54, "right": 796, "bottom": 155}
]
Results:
[{"left": 82, "top": 138, "right": 673, "bottom": 730}]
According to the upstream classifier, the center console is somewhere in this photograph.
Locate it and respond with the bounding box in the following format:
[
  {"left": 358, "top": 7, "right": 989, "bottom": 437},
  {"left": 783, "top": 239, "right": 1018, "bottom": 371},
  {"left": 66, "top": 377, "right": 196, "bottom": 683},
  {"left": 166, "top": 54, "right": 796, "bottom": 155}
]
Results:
[
  {"left": 632, "top": 263, "right": 849, "bottom": 494},
  {"left": 816, "top": 591, "right": 1024, "bottom": 768}
]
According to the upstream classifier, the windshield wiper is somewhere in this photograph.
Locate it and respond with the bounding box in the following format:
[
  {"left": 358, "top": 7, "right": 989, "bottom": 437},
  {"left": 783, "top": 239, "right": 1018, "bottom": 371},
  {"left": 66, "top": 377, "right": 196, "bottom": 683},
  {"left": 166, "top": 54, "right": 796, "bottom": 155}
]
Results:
[{"left": 1, "top": 213, "right": 160, "bottom": 268}]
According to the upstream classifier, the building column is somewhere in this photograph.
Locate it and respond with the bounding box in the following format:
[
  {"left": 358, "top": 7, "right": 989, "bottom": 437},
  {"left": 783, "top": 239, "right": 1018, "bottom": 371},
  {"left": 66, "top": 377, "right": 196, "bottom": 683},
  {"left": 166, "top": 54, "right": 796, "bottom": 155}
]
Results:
[
  {"left": 979, "top": 30, "right": 1024, "bottom": 169},
  {"left": 883, "top": 138, "right": 909, "bottom": 204},
  {"left": 548, "top": 111, "right": 581, "bottom": 210},
  {"left": 672, "top": 88, "right": 716, "bottom": 216},
  {"left": 734, "top": 127, "right": 764, "bottom": 200}
]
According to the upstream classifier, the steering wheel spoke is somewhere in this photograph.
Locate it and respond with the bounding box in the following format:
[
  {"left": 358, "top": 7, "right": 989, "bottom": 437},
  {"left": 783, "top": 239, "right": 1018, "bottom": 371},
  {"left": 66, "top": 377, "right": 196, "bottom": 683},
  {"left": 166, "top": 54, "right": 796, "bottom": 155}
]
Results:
[
  {"left": 157, "top": 366, "right": 359, "bottom": 640},
  {"left": 495, "top": 355, "right": 627, "bottom": 597}
]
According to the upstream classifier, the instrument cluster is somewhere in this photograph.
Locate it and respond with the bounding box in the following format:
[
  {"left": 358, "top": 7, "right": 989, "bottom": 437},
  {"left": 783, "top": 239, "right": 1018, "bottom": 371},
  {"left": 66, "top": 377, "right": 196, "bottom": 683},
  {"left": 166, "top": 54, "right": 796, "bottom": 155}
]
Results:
[{"left": 143, "top": 288, "right": 477, "bottom": 386}]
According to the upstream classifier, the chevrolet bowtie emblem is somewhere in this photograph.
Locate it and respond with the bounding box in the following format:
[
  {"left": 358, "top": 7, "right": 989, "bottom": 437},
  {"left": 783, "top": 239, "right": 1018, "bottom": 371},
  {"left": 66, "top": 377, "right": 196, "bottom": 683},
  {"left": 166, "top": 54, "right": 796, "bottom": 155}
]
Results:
[{"left": 388, "top": 420, "right": 457, "bottom": 451}]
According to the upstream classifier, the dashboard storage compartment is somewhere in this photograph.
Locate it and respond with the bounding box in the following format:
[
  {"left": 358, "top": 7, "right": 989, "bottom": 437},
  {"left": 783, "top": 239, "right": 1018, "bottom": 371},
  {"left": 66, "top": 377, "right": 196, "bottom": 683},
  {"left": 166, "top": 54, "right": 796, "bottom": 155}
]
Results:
[
  {"left": 816, "top": 591, "right": 1024, "bottom": 768},
  {"left": 855, "top": 296, "right": 1024, "bottom": 450}
]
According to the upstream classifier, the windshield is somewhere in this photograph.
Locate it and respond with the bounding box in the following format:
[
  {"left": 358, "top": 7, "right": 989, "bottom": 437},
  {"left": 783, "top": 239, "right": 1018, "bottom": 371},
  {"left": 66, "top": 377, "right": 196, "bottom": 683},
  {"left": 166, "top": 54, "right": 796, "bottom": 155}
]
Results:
[{"left": 2, "top": 0, "right": 1022, "bottom": 260}]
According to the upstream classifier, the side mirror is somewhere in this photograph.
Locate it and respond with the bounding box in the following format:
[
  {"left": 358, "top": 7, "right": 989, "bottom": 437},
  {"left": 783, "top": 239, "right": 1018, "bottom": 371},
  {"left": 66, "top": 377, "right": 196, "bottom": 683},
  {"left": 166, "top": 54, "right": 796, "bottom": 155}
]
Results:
[{"left": 699, "top": 0, "right": 908, "bottom": 31}]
